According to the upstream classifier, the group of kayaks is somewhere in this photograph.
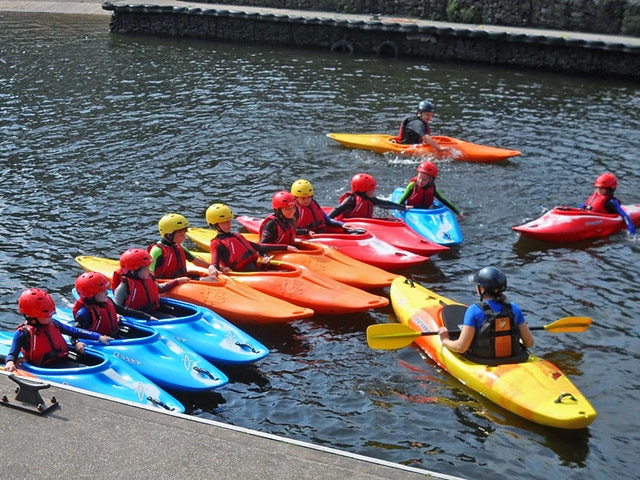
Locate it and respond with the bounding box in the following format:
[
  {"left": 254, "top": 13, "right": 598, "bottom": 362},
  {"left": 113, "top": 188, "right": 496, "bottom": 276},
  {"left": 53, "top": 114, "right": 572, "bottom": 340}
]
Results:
[
  {"left": 329, "top": 130, "right": 640, "bottom": 244},
  {"left": 0, "top": 295, "right": 270, "bottom": 413},
  {"left": 4, "top": 133, "right": 633, "bottom": 426}
]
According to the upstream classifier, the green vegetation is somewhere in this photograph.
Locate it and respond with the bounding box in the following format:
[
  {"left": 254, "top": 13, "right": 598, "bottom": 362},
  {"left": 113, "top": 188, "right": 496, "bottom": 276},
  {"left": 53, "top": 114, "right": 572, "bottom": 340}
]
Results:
[{"left": 446, "top": 0, "right": 477, "bottom": 23}]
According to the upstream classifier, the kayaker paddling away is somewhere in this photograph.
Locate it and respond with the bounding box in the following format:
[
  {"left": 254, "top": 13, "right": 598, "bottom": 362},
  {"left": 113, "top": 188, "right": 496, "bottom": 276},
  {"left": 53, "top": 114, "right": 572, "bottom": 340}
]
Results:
[
  {"left": 368, "top": 276, "right": 597, "bottom": 429},
  {"left": 437, "top": 266, "right": 534, "bottom": 363}
]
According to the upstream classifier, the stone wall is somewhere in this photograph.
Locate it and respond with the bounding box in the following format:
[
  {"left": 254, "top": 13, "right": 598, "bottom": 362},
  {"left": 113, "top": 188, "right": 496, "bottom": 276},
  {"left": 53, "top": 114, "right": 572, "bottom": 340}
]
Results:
[
  {"left": 199, "top": 0, "right": 640, "bottom": 36},
  {"left": 106, "top": 5, "right": 640, "bottom": 78}
]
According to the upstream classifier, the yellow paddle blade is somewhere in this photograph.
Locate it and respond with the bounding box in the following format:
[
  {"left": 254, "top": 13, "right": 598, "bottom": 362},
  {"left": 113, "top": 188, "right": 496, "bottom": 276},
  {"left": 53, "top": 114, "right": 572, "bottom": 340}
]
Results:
[
  {"left": 541, "top": 316, "right": 592, "bottom": 333},
  {"left": 366, "top": 323, "right": 433, "bottom": 350}
]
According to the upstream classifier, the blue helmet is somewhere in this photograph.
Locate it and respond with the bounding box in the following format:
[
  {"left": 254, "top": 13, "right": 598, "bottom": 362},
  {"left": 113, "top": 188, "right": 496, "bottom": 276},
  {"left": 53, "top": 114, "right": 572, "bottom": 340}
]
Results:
[{"left": 418, "top": 100, "right": 434, "bottom": 113}]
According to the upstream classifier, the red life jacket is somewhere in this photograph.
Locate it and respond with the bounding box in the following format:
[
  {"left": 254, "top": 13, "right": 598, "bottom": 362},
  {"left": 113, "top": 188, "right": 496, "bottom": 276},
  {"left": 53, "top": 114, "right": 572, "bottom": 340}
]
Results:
[
  {"left": 297, "top": 199, "right": 327, "bottom": 231},
  {"left": 469, "top": 303, "right": 521, "bottom": 358},
  {"left": 259, "top": 214, "right": 296, "bottom": 245},
  {"left": 336, "top": 192, "right": 374, "bottom": 220},
  {"left": 118, "top": 274, "right": 161, "bottom": 312},
  {"left": 583, "top": 192, "right": 612, "bottom": 214},
  {"left": 72, "top": 298, "right": 119, "bottom": 336},
  {"left": 147, "top": 241, "right": 188, "bottom": 279},
  {"left": 18, "top": 322, "right": 69, "bottom": 366},
  {"left": 406, "top": 177, "right": 435, "bottom": 208},
  {"left": 210, "top": 233, "right": 260, "bottom": 271}
]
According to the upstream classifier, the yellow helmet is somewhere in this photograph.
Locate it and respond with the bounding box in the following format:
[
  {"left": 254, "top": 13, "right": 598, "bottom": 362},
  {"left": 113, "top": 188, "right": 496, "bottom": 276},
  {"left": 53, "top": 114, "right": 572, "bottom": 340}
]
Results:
[
  {"left": 290, "top": 179, "right": 314, "bottom": 197},
  {"left": 158, "top": 213, "right": 190, "bottom": 238},
  {"left": 206, "top": 203, "right": 234, "bottom": 226}
]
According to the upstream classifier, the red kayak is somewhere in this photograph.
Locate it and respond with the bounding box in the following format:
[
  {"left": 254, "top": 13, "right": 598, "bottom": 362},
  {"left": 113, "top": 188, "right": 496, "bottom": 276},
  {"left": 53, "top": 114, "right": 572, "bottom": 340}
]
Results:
[
  {"left": 236, "top": 215, "right": 430, "bottom": 271},
  {"left": 512, "top": 204, "right": 640, "bottom": 242},
  {"left": 319, "top": 208, "right": 449, "bottom": 256}
]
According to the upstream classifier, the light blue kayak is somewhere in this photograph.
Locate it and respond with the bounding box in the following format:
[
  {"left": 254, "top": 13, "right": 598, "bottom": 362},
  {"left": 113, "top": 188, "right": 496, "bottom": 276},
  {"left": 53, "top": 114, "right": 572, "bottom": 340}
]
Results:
[
  {"left": 0, "top": 331, "right": 184, "bottom": 413},
  {"left": 55, "top": 307, "right": 229, "bottom": 393},
  {"left": 391, "top": 187, "right": 463, "bottom": 246},
  {"left": 72, "top": 292, "right": 269, "bottom": 366}
]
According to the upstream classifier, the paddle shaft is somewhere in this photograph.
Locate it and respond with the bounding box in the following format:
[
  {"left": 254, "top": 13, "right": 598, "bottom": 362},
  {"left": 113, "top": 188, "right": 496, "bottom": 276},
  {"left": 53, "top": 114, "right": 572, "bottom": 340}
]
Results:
[
  {"left": 366, "top": 316, "right": 592, "bottom": 350},
  {"left": 409, "top": 324, "right": 575, "bottom": 338}
]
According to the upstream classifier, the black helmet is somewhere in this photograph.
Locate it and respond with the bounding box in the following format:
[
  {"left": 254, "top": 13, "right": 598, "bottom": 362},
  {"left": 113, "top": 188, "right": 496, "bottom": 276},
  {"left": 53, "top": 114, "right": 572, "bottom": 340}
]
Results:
[
  {"left": 474, "top": 267, "right": 507, "bottom": 296},
  {"left": 418, "top": 100, "right": 434, "bottom": 113}
]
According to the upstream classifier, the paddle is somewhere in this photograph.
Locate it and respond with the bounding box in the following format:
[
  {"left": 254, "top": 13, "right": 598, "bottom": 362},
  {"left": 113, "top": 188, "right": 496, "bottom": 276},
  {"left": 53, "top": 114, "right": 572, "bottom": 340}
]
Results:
[{"left": 366, "top": 316, "right": 592, "bottom": 350}]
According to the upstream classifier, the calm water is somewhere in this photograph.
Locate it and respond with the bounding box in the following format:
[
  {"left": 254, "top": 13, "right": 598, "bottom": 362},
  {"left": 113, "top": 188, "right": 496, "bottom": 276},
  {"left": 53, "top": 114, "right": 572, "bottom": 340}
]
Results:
[{"left": 1, "top": 12, "right": 639, "bottom": 480}]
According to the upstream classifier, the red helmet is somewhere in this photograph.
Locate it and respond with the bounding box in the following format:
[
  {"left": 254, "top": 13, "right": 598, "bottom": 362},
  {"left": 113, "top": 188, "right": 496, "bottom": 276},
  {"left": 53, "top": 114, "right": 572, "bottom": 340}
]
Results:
[
  {"left": 272, "top": 191, "right": 297, "bottom": 209},
  {"left": 417, "top": 161, "right": 438, "bottom": 178},
  {"left": 75, "top": 272, "right": 111, "bottom": 298},
  {"left": 594, "top": 172, "right": 617, "bottom": 189},
  {"left": 18, "top": 288, "right": 56, "bottom": 318},
  {"left": 119, "top": 248, "right": 153, "bottom": 272},
  {"left": 351, "top": 173, "right": 377, "bottom": 192}
]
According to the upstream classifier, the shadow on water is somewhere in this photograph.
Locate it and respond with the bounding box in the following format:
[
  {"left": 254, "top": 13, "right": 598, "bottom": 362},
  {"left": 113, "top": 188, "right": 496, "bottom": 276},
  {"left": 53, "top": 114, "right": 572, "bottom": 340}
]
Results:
[{"left": 512, "top": 234, "right": 612, "bottom": 259}]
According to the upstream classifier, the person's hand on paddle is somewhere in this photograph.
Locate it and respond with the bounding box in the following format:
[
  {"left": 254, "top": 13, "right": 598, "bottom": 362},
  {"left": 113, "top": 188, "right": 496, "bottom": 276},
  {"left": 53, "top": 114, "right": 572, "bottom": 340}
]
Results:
[
  {"left": 3, "top": 360, "right": 16, "bottom": 372},
  {"left": 437, "top": 326, "right": 450, "bottom": 341}
]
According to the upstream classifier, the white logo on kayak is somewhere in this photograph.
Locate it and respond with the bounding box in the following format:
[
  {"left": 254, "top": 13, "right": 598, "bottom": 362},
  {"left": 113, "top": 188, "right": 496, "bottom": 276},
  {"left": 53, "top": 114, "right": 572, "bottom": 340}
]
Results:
[
  {"left": 136, "top": 382, "right": 145, "bottom": 401},
  {"left": 183, "top": 354, "right": 192, "bottom": 371},
  {"left": 113, "top": 351, "right": 142, "bottom": 366}
]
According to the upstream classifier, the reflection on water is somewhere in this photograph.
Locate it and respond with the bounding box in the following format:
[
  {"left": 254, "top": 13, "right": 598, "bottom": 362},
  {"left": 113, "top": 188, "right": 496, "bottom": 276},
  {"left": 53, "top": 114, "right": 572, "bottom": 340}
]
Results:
[{"left": 1, "top": 12, "right": 640, "bottom": 480}]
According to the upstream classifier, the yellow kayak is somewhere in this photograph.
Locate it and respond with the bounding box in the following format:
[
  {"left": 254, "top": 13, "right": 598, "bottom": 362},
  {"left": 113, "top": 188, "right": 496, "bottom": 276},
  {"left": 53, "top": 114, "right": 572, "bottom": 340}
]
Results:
[
  {"left": 327, "top": 133, "right": 521, "bottom": 163},
  {"left": 187, "top": 227, "right": 399, "bottom": 290},
  {"left": 75, "top": 256, "right": 314, "bottom": 325},
  {"left": 388, "top": 277, "right": 596, "bottom": 429}
]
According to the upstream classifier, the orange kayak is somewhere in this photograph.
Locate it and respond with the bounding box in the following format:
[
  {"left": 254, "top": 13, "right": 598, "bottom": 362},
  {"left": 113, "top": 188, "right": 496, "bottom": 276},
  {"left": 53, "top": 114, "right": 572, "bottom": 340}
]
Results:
[
  {"left": 327, "top": 133, "right": 521, "bottom": 163},
  {"left": 190, "top": 254, "right": 389, "bottom": 315},
  {"left": 75, "top": 256, "right": 314, "bottom": 325},
  {"left": 187, "top": 227, "right": 399, "bottom": 290}
]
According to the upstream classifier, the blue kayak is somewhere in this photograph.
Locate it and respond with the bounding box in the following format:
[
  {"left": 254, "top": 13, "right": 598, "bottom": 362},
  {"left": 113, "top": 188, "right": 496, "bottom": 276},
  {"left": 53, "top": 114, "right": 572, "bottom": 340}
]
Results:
[
  {"left": 391, "top": 187, "right": 463, "bottom": 246},
  {"left": 73, "top": 292, "right": 269, "bottom": 366},
  {"left": 0, "top": 331, "right": 184, "bottom": 413},
  {"left": 55, "top": 307, "right": 229, "bottom": 393}
]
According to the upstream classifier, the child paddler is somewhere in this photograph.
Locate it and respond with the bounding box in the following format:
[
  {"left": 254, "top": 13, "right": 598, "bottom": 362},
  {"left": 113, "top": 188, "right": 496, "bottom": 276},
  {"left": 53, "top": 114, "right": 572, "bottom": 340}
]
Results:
[{"left": 206, "top": 202, "right": 297, "bottom": 273}]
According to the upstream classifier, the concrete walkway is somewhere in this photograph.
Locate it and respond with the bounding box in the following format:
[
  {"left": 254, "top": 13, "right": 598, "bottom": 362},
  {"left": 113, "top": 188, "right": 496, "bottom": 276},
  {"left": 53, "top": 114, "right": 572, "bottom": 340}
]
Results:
[{"left": 0, "top": 372, "right": 462, "bottom": 479}]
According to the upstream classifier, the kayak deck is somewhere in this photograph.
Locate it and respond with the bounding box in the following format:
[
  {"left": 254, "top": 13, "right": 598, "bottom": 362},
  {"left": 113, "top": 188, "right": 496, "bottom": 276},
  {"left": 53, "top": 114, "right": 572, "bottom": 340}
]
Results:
[
  {"left": 189, "top": 254, "right": 390, "bottom": 315},
  {"left": 75, "top": 255, "right": 314, "bottom": 325},
  {"left": 229, "top": 218, "right": 430, "bottom": 271},
  {"left": 187, "top": 227, "right": 399, "bottom": 289},
  {"left": 318, "top": 208, "right": 450, "bottom": 256}
]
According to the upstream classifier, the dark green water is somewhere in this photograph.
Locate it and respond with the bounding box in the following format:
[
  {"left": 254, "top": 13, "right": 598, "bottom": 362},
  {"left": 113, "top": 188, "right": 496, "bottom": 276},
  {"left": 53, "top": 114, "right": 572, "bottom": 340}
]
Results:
[{"left": 1, "top": 12, "right": 639, "bottom": 480}]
